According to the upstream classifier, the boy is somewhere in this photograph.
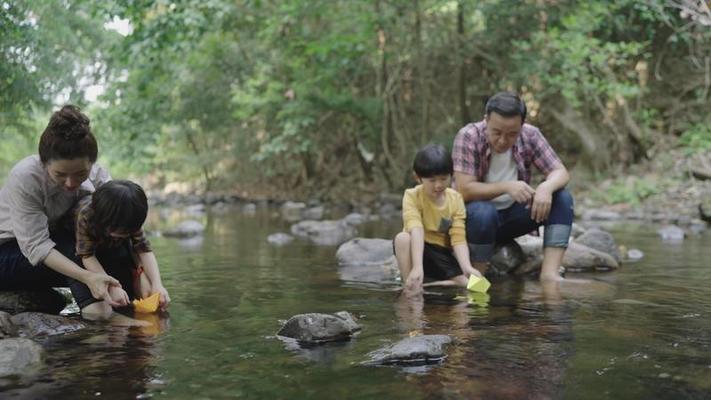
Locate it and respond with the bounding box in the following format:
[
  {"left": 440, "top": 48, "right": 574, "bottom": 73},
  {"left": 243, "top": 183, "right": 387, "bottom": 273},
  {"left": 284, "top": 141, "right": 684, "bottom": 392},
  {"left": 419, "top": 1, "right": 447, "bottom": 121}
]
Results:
[{"left": 393, "top": 144, "right": 482, "bottom": 294}]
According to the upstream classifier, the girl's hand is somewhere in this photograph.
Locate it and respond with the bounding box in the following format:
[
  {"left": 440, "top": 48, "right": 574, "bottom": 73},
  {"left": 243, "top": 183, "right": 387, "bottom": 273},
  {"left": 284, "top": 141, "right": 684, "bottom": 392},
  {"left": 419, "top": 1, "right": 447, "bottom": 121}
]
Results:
[
  {"left": 154, "top": 285, "right": 171, "bottom": 309},
  {"left": 108, "top": 285, "right": 129, "bottom": 307}
]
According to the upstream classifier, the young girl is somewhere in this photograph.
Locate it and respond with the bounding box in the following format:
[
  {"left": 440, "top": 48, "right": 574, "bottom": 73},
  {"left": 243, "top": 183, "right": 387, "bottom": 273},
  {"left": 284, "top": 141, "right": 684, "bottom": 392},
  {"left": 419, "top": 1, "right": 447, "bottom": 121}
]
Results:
[{"left": 75, "top": 180, "right": 170, "bottom": 313}]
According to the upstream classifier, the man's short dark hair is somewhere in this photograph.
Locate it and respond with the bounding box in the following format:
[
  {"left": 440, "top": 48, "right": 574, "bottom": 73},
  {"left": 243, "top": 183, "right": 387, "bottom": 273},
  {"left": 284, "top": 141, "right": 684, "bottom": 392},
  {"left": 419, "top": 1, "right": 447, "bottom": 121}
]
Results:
[
  {"left": 485, "top": 92, "right": 527, "bottom": 122},
  {"left": 413, "top": 143, "right": 453, "bottom": 178}
]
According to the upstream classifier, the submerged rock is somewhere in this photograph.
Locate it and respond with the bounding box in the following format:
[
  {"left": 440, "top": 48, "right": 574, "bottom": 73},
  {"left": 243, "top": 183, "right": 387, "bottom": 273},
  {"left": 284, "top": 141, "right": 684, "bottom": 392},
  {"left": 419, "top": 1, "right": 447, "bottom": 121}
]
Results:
[
  {"left": 290, "top": 220, "right": 356, "bottom": 246},
  {"left": 627, "top": 249, "right": 644, "bottom": 261},
  {"left": 10, "top": 312, "right": 86, "bottom": 337},
  {"left": 575, "top": 228, "right": 621, "bottom": 263},
  {"left": 362, "top": 335, "right": 452, "bottom": 366},
  {"left": 163, "top": 220, "right": 205, "bottom": 238},
  {"left": 277, "top": 311, "right": 361, "bottom": 344},
  {"left": 267, "top": 232, "right": 294, "bottom": 246},
  {"left": 0, "top": 338, "right": 44, "bottom": 378},
  {"left": 657, "top": 225, "right": 685, "bottom": 242},
  {"left": 0, "top": 289, "right": 68, "bottom": 315}
]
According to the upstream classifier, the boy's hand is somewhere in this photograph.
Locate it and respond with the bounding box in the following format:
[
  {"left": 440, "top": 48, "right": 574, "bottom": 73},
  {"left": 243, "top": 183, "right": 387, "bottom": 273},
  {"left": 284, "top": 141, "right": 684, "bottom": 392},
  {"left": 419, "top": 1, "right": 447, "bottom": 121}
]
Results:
[
  {"left": 108, "top": 285, "right": 129, "bottom": 307},
  {"left": 153, "top": 284, "right": 171, "bottom": 309},
  {"left": 463, "top": 265, "right": 482, "bottom": 278},
  {"left": 404, "top": 269, "right": 424, "bottom": 293}
]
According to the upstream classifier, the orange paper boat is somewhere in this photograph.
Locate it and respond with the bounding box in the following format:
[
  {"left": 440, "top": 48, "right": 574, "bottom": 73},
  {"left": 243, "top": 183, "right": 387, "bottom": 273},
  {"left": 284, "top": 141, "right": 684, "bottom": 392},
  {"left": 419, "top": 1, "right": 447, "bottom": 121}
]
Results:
[{"left": 132, "top": 292, "right": 160, "bottom": 313}]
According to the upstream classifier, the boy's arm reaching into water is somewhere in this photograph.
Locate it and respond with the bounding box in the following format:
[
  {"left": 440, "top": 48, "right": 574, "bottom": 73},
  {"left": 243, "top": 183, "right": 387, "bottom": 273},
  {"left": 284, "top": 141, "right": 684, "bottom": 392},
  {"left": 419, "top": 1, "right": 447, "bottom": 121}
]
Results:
[
  {"left": 406, "top": 227, "right": 425, "bottom": 293},
  {"left": 138, "top": 251, "right": 171, "bottom": 309}
]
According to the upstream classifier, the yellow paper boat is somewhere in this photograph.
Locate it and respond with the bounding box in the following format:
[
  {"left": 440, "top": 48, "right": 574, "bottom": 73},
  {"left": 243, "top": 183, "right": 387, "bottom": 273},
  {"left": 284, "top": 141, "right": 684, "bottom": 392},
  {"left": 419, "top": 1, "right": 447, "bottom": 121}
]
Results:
[
  {"left": 455, "top": 292, "right": 491, "bottom": 306},
  {"left": 132, "top": 292, "right": 160, "bottom": 313},
  {"left": 467, "top": 275, "right": 491, "bottom": 293}
]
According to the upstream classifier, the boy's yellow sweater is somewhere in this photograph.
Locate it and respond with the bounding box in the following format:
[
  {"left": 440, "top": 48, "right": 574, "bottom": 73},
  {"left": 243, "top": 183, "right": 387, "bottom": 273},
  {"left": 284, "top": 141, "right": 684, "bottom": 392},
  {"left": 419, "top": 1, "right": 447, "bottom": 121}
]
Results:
[{"left": 401, "top": 185, "right": 466, "bottom": 249}]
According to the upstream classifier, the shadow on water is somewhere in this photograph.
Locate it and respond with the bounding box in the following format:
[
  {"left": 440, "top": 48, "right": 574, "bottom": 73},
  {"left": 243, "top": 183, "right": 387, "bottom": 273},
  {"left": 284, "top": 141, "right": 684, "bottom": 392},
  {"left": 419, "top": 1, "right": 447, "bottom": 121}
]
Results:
[{"left": 3, "top": 207, "right": 711, "bottom": 399}]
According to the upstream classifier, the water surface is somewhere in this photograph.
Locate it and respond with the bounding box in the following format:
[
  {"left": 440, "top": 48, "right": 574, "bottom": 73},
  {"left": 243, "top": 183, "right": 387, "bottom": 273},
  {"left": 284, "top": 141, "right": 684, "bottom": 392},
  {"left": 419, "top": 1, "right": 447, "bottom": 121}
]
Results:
[{"left": 2, "top": 208, "right": 710, "bottom": 399}]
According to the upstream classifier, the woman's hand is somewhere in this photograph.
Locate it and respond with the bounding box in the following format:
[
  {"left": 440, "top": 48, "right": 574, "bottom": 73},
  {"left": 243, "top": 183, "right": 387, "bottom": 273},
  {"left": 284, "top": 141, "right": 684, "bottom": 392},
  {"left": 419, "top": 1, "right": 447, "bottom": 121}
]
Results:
[{"left": 84, "top": 272, "right": 121, "bottom": 304}]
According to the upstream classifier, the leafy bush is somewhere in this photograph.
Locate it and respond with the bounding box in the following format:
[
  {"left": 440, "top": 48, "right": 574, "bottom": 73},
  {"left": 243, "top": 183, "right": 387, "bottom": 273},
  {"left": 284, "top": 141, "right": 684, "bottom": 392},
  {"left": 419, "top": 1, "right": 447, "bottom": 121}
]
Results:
[{"left": 679, "top": 125, "right": 711, "bottom": 154}]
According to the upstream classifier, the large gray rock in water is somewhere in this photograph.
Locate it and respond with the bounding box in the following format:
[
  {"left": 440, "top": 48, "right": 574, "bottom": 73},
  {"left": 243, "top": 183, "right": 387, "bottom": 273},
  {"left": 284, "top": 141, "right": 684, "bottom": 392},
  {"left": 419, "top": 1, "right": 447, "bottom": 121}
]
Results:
[
  {"left": 0, "top": 289, "right": 68, "bottom": 314},
  {"left": 281, "top": 201, "right": 307, "bottom": 222},
  {"left": 163, "top": 220, "right": 205, "bottom": 238},
  {"left": 575, "top": 228, "right": 620, "bottom": 263},
  {"left": 489, "top": 242, "right": 526, "bottom": 275},
  {"left": 562, "top": 242, "right": 619, "bottom": 272},
  {"left": 0, "top": 311, "right": 17, "bottom": 338},
  {"left": 290, "top": 220, "right": 356, "bottom": 246},
  {"left": 336, "top": 238, "right": 399, "bottom": 283},
  {"left": 10, "top": 312, "right": 86, "bottom": 337},
  {"left": 277, "top": 311, "right": 361, "bottom": 344},
  {"left": 362, "top": 335, "right": 452, "bottom": 366},
  {"left": 0, "top": 338, "right": 44, "bottom": 377},
  {"left": 336, "top": 238, "right": 395, "bottom": 267}
]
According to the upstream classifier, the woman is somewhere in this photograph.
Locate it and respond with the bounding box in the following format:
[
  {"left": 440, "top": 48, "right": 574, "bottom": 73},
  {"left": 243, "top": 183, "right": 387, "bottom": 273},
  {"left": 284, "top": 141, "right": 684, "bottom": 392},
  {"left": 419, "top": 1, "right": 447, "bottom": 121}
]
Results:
[{"left": 0, "top": 105, "right": 122, "bottom": 318}]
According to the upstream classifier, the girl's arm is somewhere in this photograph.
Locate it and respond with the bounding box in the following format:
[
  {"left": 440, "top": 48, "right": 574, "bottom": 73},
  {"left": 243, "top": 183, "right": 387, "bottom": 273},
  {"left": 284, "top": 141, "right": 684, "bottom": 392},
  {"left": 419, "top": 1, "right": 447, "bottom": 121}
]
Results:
[{"left": 138, "top": 251, "right": 171, "bottom": 307}]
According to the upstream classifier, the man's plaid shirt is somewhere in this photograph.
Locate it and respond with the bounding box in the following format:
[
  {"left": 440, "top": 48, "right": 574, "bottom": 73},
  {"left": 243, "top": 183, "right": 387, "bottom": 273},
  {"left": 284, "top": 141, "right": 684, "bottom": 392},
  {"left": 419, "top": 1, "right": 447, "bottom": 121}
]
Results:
[{"left": 452, "top": 120, "right": 562, "bottom": 184}]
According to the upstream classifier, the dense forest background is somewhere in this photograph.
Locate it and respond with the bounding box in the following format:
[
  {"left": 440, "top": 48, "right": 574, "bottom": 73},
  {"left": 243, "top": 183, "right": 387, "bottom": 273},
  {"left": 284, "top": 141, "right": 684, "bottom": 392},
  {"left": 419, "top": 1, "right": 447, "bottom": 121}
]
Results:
[{"left": 2, "top": 0, "right": 710, "bottom": 204}]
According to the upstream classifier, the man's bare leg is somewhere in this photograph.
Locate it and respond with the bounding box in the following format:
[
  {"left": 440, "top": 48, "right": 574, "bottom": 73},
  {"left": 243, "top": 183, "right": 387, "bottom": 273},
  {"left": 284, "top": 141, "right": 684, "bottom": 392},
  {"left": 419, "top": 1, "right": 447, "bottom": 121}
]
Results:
[{"left": 540, "top": 247, "right": 565, "bottom": 281}]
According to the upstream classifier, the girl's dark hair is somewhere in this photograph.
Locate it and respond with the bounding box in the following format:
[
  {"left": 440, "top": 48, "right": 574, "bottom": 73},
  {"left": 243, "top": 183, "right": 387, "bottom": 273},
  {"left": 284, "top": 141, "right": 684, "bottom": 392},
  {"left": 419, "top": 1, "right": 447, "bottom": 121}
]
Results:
[
  {"left": 413, "top": 143, "right": 453, "bottom": 178},
  {"left": 38, "top": 105, "right": 98, "bottom": 163},
  {"left": 91, "top": 180, "right": 148, "bottom": 234},
  {"left": 485, "top": 91, "right": 527, "bottom": 122}
]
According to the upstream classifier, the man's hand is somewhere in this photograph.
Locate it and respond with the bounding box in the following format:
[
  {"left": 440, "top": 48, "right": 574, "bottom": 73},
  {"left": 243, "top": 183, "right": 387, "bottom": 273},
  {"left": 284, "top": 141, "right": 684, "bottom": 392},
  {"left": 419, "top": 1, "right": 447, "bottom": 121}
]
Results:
[
  {"left": 404, "top": 269, "right": 424, "bottom": 294},
  {"left": 506, "top": 181, "right": 536, "bottom": 204},
  {"left": 531, "top": 183, "right": 553, "bottom": 223}
]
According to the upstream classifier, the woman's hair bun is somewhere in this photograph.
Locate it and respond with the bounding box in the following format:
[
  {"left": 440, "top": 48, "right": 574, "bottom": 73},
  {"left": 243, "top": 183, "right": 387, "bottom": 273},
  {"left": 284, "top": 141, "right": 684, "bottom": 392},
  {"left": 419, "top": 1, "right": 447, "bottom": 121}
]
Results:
[{"left": 52, "top": 105, "right": 91, "bottom": 140}]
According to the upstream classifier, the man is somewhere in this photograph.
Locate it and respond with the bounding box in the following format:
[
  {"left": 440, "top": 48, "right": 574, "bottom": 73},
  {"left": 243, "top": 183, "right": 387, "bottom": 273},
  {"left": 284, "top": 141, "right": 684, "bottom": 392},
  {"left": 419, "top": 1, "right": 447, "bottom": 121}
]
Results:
[{"left": 452, "top": 92, "right": 573, "bottom": 281}]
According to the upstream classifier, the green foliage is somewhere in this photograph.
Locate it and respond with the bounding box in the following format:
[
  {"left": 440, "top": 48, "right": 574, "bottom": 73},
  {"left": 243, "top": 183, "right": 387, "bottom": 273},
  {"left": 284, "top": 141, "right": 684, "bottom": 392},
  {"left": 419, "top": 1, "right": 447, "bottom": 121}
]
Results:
[
  {"left": 679, "top": 125, "right": 711, "bottom": 154},
  {"left": 600, "top": 176, "right": 661, "bottom": 206},
  {"left": 1, "top": 0, "right": 707, "bottom": 200}
]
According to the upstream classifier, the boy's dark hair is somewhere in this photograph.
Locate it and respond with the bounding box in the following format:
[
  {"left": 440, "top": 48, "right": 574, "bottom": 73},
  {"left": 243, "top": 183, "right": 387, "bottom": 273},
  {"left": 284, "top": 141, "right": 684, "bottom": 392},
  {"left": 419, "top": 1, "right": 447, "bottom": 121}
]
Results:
[
  {"left": 91, "top": 180, "right": 148, "bottom": 234},
  {"left": 485, "top": 92, "right": 527, "bottom": 123},
  {"left": 413, "top": 143, "right": 453, "bottom": 178},
  {"left": 39, "top": 105, "right": 98, "bottom": 164}
]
